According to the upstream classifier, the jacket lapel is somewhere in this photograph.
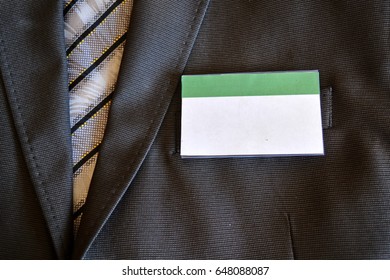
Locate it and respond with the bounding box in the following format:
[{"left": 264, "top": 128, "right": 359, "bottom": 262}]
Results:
[
  {"left": 0, "top": 1, "right": 73, "bottom": 259},
  {"left": 73, "top": 0, "right": 210, "bottom": 259}
]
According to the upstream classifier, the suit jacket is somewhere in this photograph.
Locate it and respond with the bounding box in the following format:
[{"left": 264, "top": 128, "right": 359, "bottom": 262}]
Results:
[{"left": 1, "top": 0, "right": 390, "bottom": 259}]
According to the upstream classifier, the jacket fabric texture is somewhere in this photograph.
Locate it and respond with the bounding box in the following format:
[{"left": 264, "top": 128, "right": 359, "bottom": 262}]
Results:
[{"left": 0, "top": 0, "right": 389, "bottom": 259}]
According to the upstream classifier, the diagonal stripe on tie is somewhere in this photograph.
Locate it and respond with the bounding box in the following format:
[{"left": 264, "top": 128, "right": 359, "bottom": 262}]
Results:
[
  {"left": 68, "top": 32, "right": 127, "bottom": 91},
  {"left": 73, "top": 144, "right": 101, "bottom": 173},
  {"left": 71, "top": 91, "right": 114, "bottom": 133},
  {"left": 64, "top": 0, "right": 116, "bottom": 50},
  {"left": 69, "top": 41, "right": 125, "bottom": 126},
  {"left": 64, "top": 0, "right": 80, "bottom": 15},
  {"left": 73, "top": 204, "right": 86, "bottom": 220},
  {"left": 65, "top": 0, "right": 134, "bottom": 235},
  {"left": 66, "top": 0, "right": 125, "bottom": 56}
]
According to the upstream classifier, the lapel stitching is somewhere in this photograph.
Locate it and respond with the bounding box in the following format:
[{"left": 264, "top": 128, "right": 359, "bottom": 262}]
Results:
[
  {"left": 0, "top": 38, "right": 66, "bottom": 256},
  {"left": 76, "top": 0, "right": 208, "bottom": 256}
]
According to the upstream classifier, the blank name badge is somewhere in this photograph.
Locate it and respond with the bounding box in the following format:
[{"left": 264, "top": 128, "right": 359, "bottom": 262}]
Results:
[{"left": 181, "top": 71, "right": 324, "bottom": 158}]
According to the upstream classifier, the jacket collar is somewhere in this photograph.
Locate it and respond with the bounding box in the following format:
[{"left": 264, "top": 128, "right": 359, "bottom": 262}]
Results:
[
  {"left": 0, "top": 0, "right": 210, "bottom": 259},
  {"left": 72, "top": 0, "right": 210, "bottom": 259},
  {"left": 0, "top": 1, "right": 73, "bottom": 259}
]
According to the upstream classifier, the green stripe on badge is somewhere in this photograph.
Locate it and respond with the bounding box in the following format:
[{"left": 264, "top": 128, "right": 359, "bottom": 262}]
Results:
[{"left": 182, "top": 71, "right": 320, "bottom": 98}]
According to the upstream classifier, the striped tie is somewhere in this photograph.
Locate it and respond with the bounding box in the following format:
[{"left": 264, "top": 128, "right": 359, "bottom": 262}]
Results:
[{"left": 64, "top": 0, "right": 133, "bottom": 234}]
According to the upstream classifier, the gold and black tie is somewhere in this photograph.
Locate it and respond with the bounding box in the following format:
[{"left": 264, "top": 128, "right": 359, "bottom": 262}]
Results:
[{"left": 64, "top": 0, "right": 133, "bottom": 234}]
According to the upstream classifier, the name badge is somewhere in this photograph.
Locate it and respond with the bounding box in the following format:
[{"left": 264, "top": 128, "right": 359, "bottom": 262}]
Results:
[{"left": 181, "top": 71, "right": 324, "bottom": 158}]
